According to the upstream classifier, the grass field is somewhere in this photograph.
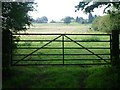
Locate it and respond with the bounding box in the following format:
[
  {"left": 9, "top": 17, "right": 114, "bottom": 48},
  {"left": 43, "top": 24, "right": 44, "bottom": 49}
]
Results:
[
  {"left": 3, "top": 23, "right": 120, "bottom": 89},
  {"left": 3, "top": 66, "right": 120, "bottom": 88},
  {"left": 12, "top": 23, "right": 111, "bottom": 65},
  {"left": 21, "top": 23, "right": 91, "bottom": 33},
  {"left": 12, "top": 34, "right": 111, "bottom": 65}
]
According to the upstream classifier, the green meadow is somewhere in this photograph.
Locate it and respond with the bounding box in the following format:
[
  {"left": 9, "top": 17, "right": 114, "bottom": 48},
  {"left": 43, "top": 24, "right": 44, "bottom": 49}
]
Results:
[
  {"left": 12, "top": 23, "right": 111, "bottom": 65},
  {"left": 3, "top": 23, "right": 119, "bottom": 89},
  {"left": 12, "top": 34, "right": 110, "bottom": 65}
]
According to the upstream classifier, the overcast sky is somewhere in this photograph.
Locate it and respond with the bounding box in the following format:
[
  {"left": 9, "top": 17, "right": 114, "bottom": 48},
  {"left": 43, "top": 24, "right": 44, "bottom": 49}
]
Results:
[{"left": 30, "top": 0, "right": 106, "bottom": 22}]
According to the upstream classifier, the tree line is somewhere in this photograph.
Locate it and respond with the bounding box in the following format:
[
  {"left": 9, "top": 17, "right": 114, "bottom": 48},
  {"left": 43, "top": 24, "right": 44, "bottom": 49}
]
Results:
[
  {"left": 32, "top": 16, "right": 48, "bottom": 23},
  {"left": 32, "top": 12, "right": 97, "bottom": 24}
]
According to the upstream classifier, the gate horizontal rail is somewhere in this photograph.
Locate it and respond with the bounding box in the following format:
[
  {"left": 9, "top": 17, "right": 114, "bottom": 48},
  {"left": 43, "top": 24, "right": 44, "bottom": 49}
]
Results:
[
  {"left": 11, "top": 63, "right": 111, "bottom": 66},
  {"left": 11, "top": 33, "right": 111, "bottom": 66},
  {"left": 14, "top": 40, "right": 110, "bottom": 42},
  {"left": 16, "top": 47, "right": 110, "bottom": 49},
  {"left": 13, "top": 33, "right": 111, "bottom": 35},
  {"left": 12, "top": 59, "right": 110, "bottom": 61},
  {"left": 13, "top": 54, "right": 110, "bottom": 56}
]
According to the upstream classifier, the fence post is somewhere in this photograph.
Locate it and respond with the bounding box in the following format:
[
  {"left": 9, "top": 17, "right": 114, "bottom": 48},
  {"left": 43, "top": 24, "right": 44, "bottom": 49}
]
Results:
[
  {"left": 10, "top": 32, "right": 12, "bottom": 66},
  {"left": 62, "top": 34, "right": 64, "bottom": 65},
  {"left": 111, "top": 30, "right": 119, "bottom": 66},
  {"left": 2, "top": 30, "right": 12, "bottom": 67}
]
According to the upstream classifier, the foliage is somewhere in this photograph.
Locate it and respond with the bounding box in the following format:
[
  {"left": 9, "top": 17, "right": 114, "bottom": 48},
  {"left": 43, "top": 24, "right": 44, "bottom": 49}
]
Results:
[
  {"left": 62, "top": 16, "right": 73, "bottom": 24},
  {"left": 50, "top": 20, "right": 56, "bottom": 23},
  {"left": 35, "top": 16, "right": 48, "bottom": 23},
  {"left": 2, "top": 2, "right": 36, "bottom": 68},
  {"left": 88, "top": 12, "right": 94, "bottom": 23},
  {"left": 75, "top": 1, "right": 120, "bottom": 33},
  {"left": 76, "top": 16, "right": 84, "bottom": 24},
  {"left": 92, "top": 14, "right": 120, "bottom": 33},
  {"left": 109, "top": 10, "right": 120, "bottom": 30},
  {"left": 91, "top": 16, "right": 101, "bottom": 31},
  {"left": 2, "top": 2, "right": 36, "bottom": 33},
  {"left": 75, "top": 1, "right": 120, "bottom": 14},
  {"left": 76, "top": 14, "right": 97, "bottom": 24}
]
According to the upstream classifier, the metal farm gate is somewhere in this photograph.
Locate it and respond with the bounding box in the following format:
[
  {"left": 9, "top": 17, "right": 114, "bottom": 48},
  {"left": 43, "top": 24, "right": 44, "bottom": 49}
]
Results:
[{"left": 11, "top": 33, "right": 112, "bottom": 66}]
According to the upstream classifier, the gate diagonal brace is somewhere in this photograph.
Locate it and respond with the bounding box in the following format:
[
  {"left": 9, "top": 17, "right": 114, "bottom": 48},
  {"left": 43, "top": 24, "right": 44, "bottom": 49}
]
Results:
[
  {"left": 64, "top": 35, "right": 109, "bottom": 63},
  {"left": 13, "top": 35, "right": 62, "bottom": 65}
]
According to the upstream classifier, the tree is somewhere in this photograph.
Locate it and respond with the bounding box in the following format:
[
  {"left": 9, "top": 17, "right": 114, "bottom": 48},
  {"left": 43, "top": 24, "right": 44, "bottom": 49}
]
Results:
[
  {"left": 76, "top": 16, "right": 84, "bottom": 24},
  {"left": 75, "top": 1, "right": 120, "bottom": 14},
  {"left": 40, "top": 16, "right": 48, "bottom": 23},
  {"left": 92, "top": 14, "right": 120, "bottom": 33},
  {"left": 75, "top": 1, "right": 120, "bottom": 32},
  {"left": 36, "top": 16, "right": 48, "bottom": 23},
  {"left": 31, "top": 18, "right": 36, "bottom": 23},
  {"left": 50, "top": 20, "right": 56, "bottom": 23},
  {"left": 88, "top": 12, "right": 94, "bottom": 23},
  {"left": 76, "top": 16, "right": 79, "bottom": 22},
  {"left": 36, "top": 17, "right": 42, "bottom": 23},
  {"left": 70, "top": 17, "right": 75, "bottom": 22},
  {"left": 92, "top": 16, "right": 101, "bottom": 31},
  {"left": 2, "top": 2, "right": 36, "bottom": 33},
  {"left": 63, "top": 16, "right": 71, "bottom": 24},
  {"left": 94, "top": 15, "right": 97, "bottom": 18},
  {"left": 2, "top": 2, "right": 36, "bottom": 68}
]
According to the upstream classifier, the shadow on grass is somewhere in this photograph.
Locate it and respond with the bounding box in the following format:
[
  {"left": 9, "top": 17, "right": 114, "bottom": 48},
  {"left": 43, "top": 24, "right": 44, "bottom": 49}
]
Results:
[
  {"left": 85, "top": 66, "right": 120, "bottom": 88},
  {"left": 2, "top": 66, "right": 120, "bottom": 89}
]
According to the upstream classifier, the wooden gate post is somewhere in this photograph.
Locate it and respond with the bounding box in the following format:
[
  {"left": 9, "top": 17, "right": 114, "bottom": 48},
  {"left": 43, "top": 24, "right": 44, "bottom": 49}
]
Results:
[
  {"left": 111, "top": 30, "right": 119, "bottom": 66},
  {"left": 2, "top": 30, "right": 12, "bottom": 67}
]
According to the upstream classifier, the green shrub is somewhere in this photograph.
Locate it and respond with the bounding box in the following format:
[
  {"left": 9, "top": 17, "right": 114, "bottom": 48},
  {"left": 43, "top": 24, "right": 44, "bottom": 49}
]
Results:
[
  {"left": 92, "top": 14, "right": 120, "bottom": 33},
  {"left": 85, "top": 67, "right": 120, "bottom": 88}
]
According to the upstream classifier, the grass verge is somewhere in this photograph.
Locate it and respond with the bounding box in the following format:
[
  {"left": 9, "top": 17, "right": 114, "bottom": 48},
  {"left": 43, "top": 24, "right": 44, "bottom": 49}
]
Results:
[{"left": 3, "top": 65, "right": 120, "bottom": 88}]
